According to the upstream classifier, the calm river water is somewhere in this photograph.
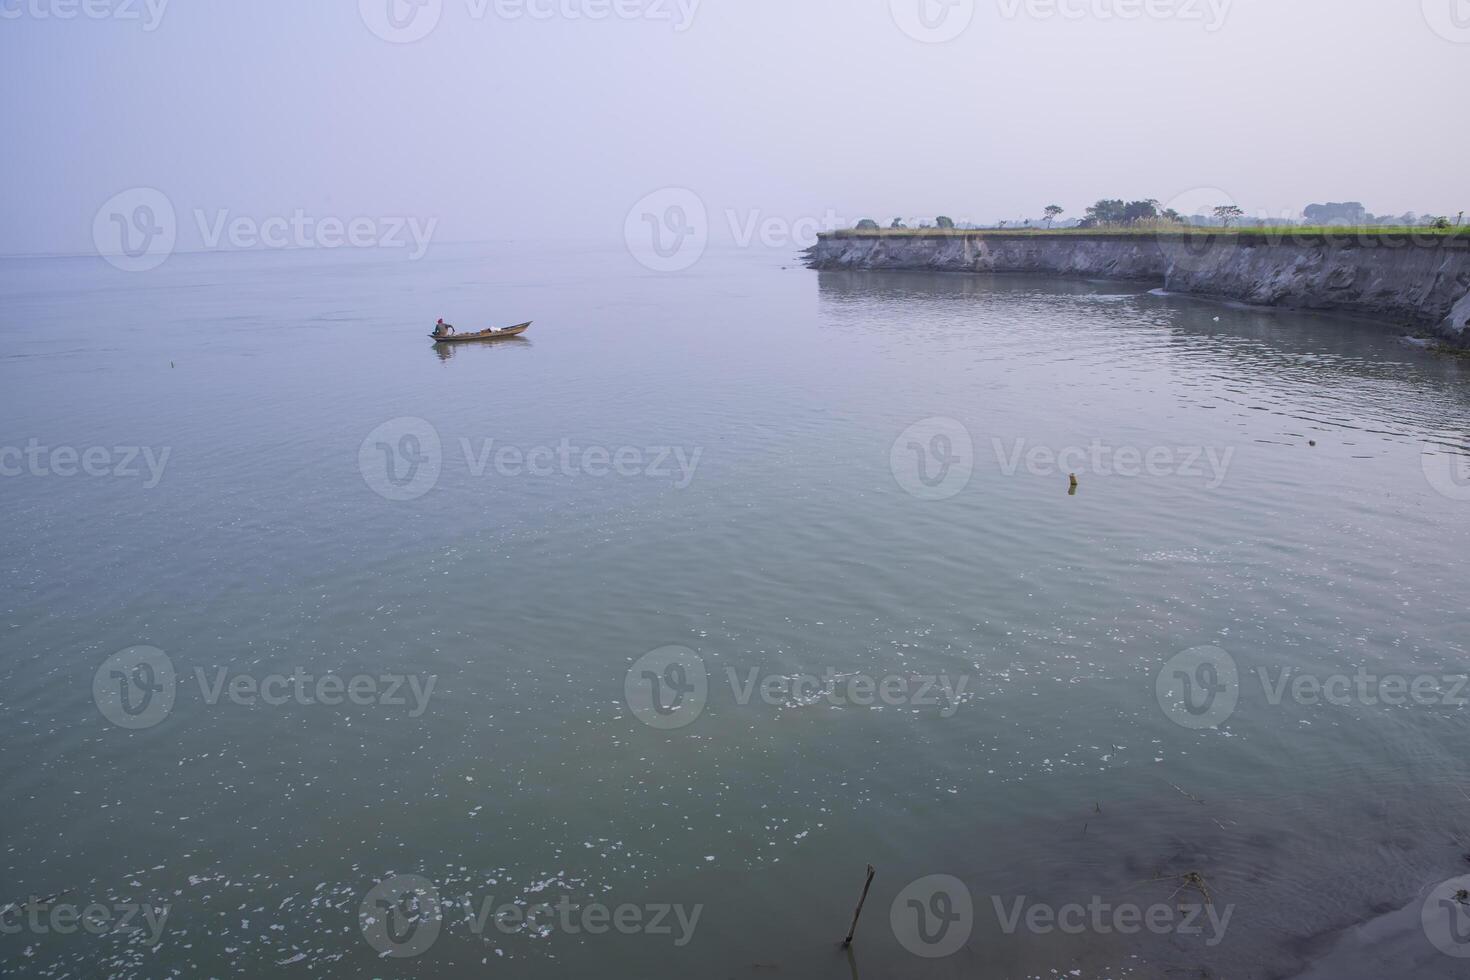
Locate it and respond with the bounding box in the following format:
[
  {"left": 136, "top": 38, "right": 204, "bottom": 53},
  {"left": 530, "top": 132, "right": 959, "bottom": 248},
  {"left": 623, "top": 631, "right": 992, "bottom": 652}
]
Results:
[{"left": 2, "top": 242, "right": 1468, "bottom": 978}]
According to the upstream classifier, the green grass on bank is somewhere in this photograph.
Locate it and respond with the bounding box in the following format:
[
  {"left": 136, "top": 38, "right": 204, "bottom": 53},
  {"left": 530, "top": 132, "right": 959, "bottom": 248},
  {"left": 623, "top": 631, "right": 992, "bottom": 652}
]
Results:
[{"left": 824, "top": 224, "right": 1470, "bottom": 242}]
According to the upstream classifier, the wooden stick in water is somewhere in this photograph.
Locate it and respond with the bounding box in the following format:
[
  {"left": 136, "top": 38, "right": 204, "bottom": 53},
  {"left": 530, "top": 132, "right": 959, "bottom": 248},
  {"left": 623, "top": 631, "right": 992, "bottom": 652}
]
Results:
[{"left": 842, "top": 865, "right": 876, "bottom": 947}]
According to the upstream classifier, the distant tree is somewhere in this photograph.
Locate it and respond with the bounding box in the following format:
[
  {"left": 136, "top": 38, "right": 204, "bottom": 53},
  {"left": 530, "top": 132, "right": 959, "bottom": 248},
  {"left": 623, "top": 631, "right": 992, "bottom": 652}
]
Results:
[
  {"left": 1161, "top": 208, "right": 1183, "bottom": 223},
  {"left": 1431, "top": 216, "right": 1452, "bottom": 230},
  {"left": 1458, "top": 212, "right": 1465, "bottom": 227},
  {"left": 891, "top": 218, "right": 906, "bottom": 230},
  {"left": 998, "top": 220, "right": 1007, "bottom": 229},
  {"left": 855, "top": 218, "right": 879, "bottom": 231},
  {"left": 1044, "top": 205, "right": 1064, "bottom": 228},
  {"left": 935, "top": 216, "right": 955, "bottom": 229},
  {"left": 1084, "top": 199, "right": 1128, "bottom": 226},
  {"left": 1304, "top": 202, "right": 1367, "bottom": 225},
  {"left": 1214, "top": 205, "right": 1245, "bottom": 228},
  {"left": 1122, "top": 199, "right": 1160, "bottom": 224}
]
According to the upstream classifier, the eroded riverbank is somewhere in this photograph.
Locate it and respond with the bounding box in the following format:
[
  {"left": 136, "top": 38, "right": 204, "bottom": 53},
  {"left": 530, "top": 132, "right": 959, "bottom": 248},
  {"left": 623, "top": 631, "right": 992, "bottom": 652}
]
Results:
[{"left": 806, "top": 231, "right": 1470, "bottom": 343}]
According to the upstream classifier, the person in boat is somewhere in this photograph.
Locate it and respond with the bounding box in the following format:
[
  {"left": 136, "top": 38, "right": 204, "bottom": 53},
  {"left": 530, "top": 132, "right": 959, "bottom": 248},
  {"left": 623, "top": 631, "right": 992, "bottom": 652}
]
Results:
[{"left": 434, "top": 318, "right": 456, "bottom": 337}]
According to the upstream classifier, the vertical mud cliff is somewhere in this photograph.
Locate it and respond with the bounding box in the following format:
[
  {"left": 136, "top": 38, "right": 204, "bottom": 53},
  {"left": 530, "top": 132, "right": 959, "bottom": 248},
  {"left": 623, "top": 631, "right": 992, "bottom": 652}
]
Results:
[{"left": 805, "top": 233, "right": 1470, "bottom": 343}]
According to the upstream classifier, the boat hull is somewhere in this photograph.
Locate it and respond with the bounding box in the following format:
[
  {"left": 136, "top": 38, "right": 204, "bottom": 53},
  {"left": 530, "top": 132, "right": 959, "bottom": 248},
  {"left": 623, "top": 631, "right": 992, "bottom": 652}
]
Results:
[{"left": 430, "top": 322, "right": 532, "bottom": 344}]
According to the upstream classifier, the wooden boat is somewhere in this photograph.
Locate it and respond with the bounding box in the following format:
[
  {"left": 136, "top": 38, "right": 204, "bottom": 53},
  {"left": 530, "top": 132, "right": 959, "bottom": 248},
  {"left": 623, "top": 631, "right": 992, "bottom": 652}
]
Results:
[{"left": 429, "top": 321, "right": 532, "bottom": 344}]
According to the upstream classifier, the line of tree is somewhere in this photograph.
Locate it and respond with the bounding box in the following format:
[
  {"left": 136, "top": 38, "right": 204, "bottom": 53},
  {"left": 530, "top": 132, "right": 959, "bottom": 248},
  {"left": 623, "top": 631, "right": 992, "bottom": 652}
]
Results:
[
  {"left": 1075, "top": 199, "right": 1250, "bottom": 228},
  {"left": 849, "top": 204, "right": 1463, "bottom": 233},
  {"left": 853, "top": 216, "right": 957, "bottom": 230},
  {"left": 1079, "top": 199, "right": 1173, "bottom": 226},
  {"left": 1305, "top": 202, "right": 1462, "bottom": 228}
]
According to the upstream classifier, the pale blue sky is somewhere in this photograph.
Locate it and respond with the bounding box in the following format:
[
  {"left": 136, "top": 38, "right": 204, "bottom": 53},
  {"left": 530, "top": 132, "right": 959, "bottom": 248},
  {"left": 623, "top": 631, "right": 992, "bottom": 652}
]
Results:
[{"left": 3, "top": 0, "right": 1467, "bottom": 254}]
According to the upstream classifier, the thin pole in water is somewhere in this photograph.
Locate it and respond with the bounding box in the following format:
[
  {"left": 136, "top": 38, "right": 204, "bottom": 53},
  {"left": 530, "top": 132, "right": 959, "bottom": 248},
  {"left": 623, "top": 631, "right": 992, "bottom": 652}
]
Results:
[{"left": 842, "top": 865, "right": 876, "bottom": 947}]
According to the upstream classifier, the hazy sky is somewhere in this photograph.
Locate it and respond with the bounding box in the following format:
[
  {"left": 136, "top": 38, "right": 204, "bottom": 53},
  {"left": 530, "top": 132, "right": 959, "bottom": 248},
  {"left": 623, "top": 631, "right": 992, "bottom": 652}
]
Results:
[{"left": 3, "top": 0, "right": 1467, "bottom": 255}]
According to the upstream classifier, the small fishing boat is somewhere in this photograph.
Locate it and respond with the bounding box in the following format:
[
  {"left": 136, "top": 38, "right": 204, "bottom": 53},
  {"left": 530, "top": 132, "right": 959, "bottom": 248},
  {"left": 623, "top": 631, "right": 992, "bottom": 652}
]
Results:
[{"left": 429, "top": 321, "right": 532, "bottom": 344}]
